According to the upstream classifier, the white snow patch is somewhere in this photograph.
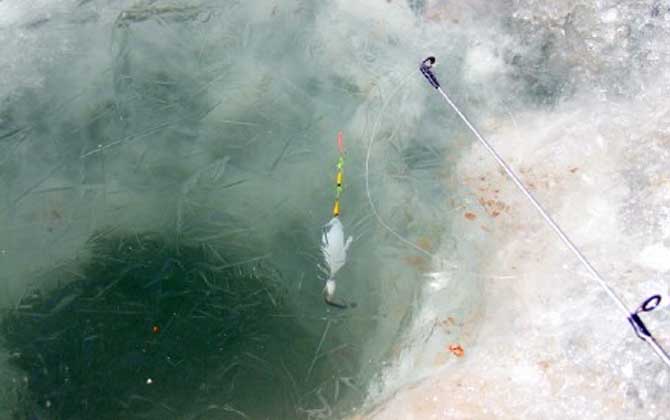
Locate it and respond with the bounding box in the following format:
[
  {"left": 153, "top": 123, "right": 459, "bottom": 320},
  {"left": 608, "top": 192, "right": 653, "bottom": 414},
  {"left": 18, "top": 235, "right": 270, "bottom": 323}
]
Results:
[{"left": 636, "top": 243, "right": 670, "bottom": 273}]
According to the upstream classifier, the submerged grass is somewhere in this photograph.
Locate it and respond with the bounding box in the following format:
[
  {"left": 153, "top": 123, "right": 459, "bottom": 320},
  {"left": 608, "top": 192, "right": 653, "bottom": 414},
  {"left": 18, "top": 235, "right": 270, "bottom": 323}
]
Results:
[{"left": 1, "top": 229, "right": 359, "bottom": 419}]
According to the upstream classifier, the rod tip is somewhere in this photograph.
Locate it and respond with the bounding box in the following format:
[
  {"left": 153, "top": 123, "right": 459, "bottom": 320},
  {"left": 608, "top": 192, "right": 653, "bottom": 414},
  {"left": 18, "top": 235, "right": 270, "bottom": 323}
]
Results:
[
  {"left": 422, "top": 56, "right": 436, "bottom": 68},
  {"left": 419, "top": 56, "right": 440, "bottom": 89}
]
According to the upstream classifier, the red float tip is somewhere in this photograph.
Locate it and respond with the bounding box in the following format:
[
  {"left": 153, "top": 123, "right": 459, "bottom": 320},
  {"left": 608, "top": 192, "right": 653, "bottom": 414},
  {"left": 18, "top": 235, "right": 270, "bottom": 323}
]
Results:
[{"left": 337, "top": 131, "right": 344, "bottom": 154}]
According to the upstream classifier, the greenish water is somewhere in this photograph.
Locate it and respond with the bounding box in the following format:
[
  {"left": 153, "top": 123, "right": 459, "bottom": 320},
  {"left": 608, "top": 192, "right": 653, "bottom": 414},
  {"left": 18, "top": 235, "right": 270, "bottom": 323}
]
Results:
[{"left": 2, "top": 229, "right": 365, "bottom": 419}]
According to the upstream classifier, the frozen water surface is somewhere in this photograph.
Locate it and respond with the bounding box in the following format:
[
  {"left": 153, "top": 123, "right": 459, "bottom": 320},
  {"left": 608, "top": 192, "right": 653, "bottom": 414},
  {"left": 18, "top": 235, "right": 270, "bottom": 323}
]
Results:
[{"left": 0, "top": 0, "right": 669, "bottom": 419}]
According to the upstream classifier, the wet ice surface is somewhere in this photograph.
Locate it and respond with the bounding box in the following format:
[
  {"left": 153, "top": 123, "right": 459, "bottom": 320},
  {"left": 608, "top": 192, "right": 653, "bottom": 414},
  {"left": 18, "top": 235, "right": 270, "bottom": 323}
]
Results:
[{"left": 1, "top": 0, "right": 670, "bottom": 419}]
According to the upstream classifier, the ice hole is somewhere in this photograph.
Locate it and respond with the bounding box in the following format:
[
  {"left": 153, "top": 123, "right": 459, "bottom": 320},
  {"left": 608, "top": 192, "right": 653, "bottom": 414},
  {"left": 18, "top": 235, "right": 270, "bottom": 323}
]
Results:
[{"left": 2, "top": 1, "right": 670, "bottom": 419}]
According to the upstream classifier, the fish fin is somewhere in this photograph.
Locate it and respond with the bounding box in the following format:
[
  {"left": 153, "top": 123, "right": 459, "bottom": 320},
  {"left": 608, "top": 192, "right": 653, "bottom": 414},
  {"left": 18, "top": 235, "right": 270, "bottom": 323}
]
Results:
[{"left": 344, "top": 236, "right": 353, "bottom": 253}]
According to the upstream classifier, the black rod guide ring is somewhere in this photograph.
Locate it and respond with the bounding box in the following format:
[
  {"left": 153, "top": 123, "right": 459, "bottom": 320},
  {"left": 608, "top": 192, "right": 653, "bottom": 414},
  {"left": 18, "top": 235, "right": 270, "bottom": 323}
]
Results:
[
  {"left": 637, "top": 294, "right": 662, "bottom": 313},
  {"left": 420, "top": 56, "right": 440, "bottom": 89},
  {"left": 629, "top": 295, "right": 663, "bottom": 340}
]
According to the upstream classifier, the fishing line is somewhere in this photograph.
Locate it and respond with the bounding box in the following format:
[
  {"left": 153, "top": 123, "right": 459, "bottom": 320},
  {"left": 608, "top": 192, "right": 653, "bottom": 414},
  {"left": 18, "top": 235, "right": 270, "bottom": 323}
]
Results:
[
  {"left": 419, "top": 56, "right": 670, "bottom": 368},
  {"left": 364, "top": 68, "right": 436, "bottom": 259}
]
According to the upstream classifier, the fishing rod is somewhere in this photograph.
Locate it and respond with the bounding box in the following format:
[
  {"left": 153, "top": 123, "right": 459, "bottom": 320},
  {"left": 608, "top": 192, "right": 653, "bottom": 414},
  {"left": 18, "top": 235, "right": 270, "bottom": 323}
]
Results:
[{"left": 419, "top": 56, "right": 670, "bottom": 368}]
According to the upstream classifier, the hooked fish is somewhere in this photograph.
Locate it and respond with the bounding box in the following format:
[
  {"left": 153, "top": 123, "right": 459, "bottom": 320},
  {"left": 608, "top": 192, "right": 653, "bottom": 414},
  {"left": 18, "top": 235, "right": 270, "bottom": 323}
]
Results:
[{"left": 321, "top": 216, "right": 353, "bottom": 309}]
